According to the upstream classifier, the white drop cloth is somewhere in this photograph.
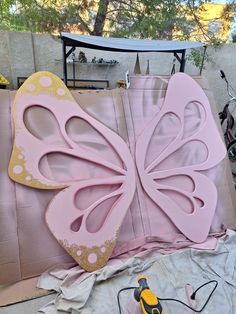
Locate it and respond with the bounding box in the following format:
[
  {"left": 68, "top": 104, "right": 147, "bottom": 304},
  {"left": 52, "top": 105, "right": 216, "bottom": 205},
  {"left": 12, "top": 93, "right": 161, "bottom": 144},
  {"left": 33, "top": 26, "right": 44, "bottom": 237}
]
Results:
[{"left": 38, "top": 230, "right": 236, "bottom": 314}]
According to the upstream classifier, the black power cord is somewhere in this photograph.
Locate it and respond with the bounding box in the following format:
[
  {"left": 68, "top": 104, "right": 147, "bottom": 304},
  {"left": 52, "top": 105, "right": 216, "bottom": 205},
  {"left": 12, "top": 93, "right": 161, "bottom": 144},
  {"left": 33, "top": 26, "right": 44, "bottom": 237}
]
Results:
[
  {"left": 117, "top": 280, "right": 218, "bottom": 314},
  {"left": 117, "top": 287, "right": 137, "bottom": 313}
]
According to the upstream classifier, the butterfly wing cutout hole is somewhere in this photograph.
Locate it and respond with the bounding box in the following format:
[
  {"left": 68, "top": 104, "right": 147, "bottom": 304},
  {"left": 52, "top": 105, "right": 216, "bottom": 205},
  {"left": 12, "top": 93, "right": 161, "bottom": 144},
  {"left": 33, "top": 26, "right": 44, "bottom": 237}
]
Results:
[
  {"left": 65, "top": 117, "right": 124, "bottom": 169},
  {"left": 144, "top": 112, "right": 181, "bottom": 169},
  {"left": 71, "top": 184, "right": 121, "bottom": 233},
  {"left": 182, "top": 101, "right": 206, "bottom": 139},
  {"left": 155, "top": 175, "right": 204, "bottom": 214},
  {"left": 152, "top": 140, "right": 208, "bottom": 172},
  {"left": 71, "top": 184, "right": 122, "bottom": 233},
  {"left": 39, "top": 152, "right": 119, "bottom": 183},
  {"left": 23, "top": 105, "right": 70, "bottom": 148}
]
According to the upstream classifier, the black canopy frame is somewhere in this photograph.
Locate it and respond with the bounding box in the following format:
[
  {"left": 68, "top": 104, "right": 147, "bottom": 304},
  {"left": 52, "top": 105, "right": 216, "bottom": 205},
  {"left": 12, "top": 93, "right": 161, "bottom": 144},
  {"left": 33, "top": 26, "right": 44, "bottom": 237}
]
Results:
[{"left": 60, "top": 32, "right": 207, "bottom": 87}]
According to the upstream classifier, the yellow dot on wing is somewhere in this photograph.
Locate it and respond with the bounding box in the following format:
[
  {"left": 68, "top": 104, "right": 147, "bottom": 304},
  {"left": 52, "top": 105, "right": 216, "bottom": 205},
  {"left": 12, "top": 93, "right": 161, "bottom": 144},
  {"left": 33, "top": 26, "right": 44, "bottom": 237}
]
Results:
[
  {"left": 18, "top": 154, "right": 23, "bottom": 159},
  {"left": 25, "top": 176, "right": 32, "bottom": 181}
]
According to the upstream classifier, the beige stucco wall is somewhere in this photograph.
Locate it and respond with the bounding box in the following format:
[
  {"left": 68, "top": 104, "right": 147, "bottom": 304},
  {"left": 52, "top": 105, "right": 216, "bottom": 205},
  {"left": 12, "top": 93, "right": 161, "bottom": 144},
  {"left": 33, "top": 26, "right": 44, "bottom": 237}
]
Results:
[
  {"left": 202, "top": 44, "right": 236, "bottom": 112},
  {"left": 0, "top": 30, "right": 236, "bottom": 112}
]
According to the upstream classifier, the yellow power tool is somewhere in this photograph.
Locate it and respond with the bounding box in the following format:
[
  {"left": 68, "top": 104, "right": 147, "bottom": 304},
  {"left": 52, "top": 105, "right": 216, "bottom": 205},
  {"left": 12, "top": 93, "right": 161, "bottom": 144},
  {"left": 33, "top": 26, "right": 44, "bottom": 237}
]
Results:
[{"left": 134, "top": 275, "right": 164, "bottom": 314}]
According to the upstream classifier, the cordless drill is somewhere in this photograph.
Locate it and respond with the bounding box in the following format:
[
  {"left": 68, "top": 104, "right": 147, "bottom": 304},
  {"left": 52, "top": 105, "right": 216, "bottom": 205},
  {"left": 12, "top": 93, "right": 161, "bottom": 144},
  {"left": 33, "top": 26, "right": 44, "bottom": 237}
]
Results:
[{"left": 134, "top": 275, "right": 164, "bottom": 314}]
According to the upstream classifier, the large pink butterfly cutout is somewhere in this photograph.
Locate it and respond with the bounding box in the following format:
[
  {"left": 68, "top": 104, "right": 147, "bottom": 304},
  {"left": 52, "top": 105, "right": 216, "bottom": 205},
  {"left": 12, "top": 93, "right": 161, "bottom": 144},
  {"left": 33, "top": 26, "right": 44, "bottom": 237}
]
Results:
[{"left": 8, "top": 71, "right": 226, "bottom": 271}]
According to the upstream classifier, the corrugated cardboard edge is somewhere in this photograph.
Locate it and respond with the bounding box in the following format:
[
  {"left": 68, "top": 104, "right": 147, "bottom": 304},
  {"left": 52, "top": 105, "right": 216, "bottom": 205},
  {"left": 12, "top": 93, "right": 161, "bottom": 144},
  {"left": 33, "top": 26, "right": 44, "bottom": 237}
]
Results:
[{"left": 0, "top": 277, "right": 53, "bottom": 307}]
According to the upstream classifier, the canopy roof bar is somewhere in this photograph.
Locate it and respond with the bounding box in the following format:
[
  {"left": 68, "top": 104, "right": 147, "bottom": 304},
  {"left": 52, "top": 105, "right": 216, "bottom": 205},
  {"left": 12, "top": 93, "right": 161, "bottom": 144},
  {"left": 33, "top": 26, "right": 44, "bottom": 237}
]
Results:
[{"left": 60, "top": 32, "right": 206, "bottom": 87}]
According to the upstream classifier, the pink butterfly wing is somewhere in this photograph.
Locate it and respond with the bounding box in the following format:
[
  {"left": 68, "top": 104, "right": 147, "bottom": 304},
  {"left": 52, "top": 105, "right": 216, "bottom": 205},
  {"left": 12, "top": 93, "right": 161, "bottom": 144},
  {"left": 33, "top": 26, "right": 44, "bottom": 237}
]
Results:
[
  {"left": 8, "top": 72, "right": 136, "bottom": 271},
  {"left": 136, "top": 73, "right": 226, "bottom": 243}
]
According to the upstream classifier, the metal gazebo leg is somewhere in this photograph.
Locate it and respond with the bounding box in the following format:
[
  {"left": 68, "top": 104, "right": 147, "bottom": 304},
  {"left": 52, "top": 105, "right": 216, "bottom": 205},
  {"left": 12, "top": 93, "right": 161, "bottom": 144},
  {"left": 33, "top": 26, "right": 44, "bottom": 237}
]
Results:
[
  {"left": 179, "top": 50, "right": 186, "bottom": 72},
  {"left": 173, "top": 50, "right": 186, "bottom": 73},
  {"left": 62, "top": 39, "right": 68, "bottom": 86}
]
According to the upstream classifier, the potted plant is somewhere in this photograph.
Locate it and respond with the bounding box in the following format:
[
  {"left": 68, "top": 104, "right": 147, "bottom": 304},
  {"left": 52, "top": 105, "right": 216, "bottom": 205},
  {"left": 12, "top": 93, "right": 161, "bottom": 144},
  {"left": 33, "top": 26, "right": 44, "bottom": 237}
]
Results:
[{"left": 0, "top": 73, "right": 10, "bottom": 89}]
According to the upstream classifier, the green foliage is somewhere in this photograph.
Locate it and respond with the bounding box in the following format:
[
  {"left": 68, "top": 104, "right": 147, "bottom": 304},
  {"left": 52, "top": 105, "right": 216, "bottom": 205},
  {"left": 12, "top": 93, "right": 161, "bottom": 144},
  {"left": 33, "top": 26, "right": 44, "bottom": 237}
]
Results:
[
  {"left": 186, "top": 46, "right": 211, "bottom": 70},
  {"left": 0, "top": 0, "right": 95, "bottom": 33},
  {"left": 232, "top": 33, "right": 236, "bottom": 43},
  {"left": 0, "top": 0, "right": 233, "bottom": 42},
  {"left": 0, "top": 0, "right": 234, "bottom": 69},
  {"left": 109, "top": 0, "right": 189, "bottom": 40},
  {"left": 108, "top": 0, "right": 211, "bottom": 41}
]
